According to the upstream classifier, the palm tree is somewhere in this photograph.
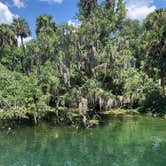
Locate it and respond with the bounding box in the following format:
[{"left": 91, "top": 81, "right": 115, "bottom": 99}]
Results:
[
  {"left": 77, "top": 0, "right": 98, "bottom": 19},
  {"left": 144, "top": 8, "right": 166, "bottom": 93},
  {"left": 36, "top": 15, "right": 56, "bottom": 37},
  {"left": 0, "top": 24, "right": 17, "bottom": 47},
  {"left": 12, "top": 18, "right": 31, "bottom": 56},
  {"left": 144, "top": 8, "right": 166, "bottom": 31}
]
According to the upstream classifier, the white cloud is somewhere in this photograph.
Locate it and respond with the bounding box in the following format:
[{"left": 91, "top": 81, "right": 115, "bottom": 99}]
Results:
[
  {"left": 68, "top": 19, "right": 80, "bottom": 27},
  {"left": 126, "top": 0, "right": 154, "bottom": 7},
  {"left": 17, "top": 36, "right": 32, "bottom": 47},
  {"left": 40, "top": 0, "right": 63, "bottom": 3},
  {"left": 126, "top": 0, "right": 156, "bottom": 20},
  {"left": 12, "top": 0, "right": 25, "bottom": 8},
  {"left": 127, "top": 5, "right": 156, "bottom": 20},
  {"left": 0, "top": 2, "right": 15, "bottom": 24}
]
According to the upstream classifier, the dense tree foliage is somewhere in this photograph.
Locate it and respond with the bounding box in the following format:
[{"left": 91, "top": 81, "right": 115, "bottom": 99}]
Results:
[
  {"left": 78, "top": 0, "right": 98, "bottom": 19},
  {"left": 0, "top": 0, "right": 165, "bottom": 127},
  {"left": 144, "top": 8, "right": 166, "bottom": 93}
]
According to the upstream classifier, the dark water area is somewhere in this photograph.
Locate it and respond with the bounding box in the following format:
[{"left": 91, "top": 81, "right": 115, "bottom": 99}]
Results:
[{"left": 1, "top": 116, "right": 166, "bottom": 166}]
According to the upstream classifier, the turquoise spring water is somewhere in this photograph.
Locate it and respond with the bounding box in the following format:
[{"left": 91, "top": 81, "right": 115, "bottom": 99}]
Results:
[{"left": 1, "top": 116, "right": 166, "bottom": 166}]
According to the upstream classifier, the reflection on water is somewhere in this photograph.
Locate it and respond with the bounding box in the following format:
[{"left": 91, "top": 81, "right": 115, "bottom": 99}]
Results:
[{"left": 1, "top": 116, "right": 166, "bottom": 166}]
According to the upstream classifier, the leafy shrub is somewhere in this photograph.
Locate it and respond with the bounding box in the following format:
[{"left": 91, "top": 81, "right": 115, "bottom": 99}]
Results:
[{"left": 140, "top": 90, "right": 166, "bottom": 115}]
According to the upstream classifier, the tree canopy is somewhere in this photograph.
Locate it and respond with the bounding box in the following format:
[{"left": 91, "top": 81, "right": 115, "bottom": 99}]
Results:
[{"left": 0, "top": 1, "right": 165, "bottom": 127}]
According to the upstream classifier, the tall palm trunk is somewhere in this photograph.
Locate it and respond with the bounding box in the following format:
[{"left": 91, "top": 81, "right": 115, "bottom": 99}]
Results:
[
  {"left": 21, "top": 36, "right": 26, "bottom": 73},
  {"left": 21, "top": 36, "right": 25, "bottom": 56}
]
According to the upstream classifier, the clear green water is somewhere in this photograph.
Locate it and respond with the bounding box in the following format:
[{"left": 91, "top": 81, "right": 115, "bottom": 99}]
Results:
[{"left": 1, "top": 116, "right": 166, "bottom": 166}]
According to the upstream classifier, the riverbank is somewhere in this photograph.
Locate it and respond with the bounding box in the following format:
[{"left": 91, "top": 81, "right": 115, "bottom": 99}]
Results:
[
  {"left": 1, "top": 108, "right": 165, "bottom": 130},
  {"left": 0, "top": 109, "right": 134, "bottom": 129}
]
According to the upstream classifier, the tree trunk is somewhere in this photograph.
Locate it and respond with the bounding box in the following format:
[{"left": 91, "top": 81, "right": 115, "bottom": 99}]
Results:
[
  {"left": 21, "top": 37, "right": 25, "bottom": 57},
  {"left": 21, "top": 37, "right": 26, "bottom": 73},
  {"left": 160, "top": 68, "right": 165, "bottom": 95}
]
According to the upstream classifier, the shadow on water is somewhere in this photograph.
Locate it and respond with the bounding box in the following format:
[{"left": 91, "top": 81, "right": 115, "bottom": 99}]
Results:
[{"left": 1, "top": 116, "right": 166, "bottom": 166}]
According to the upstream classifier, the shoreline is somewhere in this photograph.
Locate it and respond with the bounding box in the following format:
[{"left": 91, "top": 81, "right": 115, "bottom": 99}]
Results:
[{"left": 1, "top": 109, "right": 165, "bottom": 130}]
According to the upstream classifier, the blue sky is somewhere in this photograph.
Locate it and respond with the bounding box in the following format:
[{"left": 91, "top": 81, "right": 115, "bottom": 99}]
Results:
[{"left": 0, "top": 0, "right": 166, "bottom": 39}]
